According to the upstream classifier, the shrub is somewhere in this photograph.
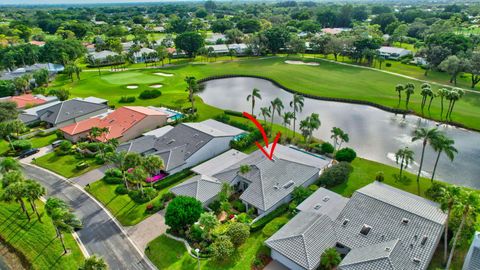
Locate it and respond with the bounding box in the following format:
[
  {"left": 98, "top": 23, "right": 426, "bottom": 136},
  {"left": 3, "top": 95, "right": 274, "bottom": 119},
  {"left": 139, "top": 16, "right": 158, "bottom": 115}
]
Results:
[
  {"left": 154, "top": 169, "right": 194, "bottom": 190},
  {"left": 425, "top": 182, "right": 447, "bottom": 201},
  {"left": 232, "top": 200, "right": 246, "bottom": 212},
  {"left": 226, "top": 222, "right": 250, "bottom": 248},
  {"left": 165, "top": 196, "right": 203, "bottom": 231},
  {"left": 250, "top": 204, "right": 289, "bottom": 232},
  {"left": 103, "top": 176, "right": 123, "bottom": 184},
  {"left": 76, "top": 162, "right": 89, "bottom": 170},
  {"left": 95, "top": 154, "right": 105, "bottom": 165},
  {"left": 335, "top": 147, "right": 357, "bottom": 162},
  {"left": 262, "top": 216, "right": 289, "bottom": 237},
  {"left": 292, "top": 186, "right": 313, "bottom": 204},
  {"left": 230, "top": 130, "right": 262, "bottom": 151},
  {"left": 211, "top": 235, "right": 234, "bottom": 262},
  {"left": 128, "top": 187, "right": 158, "bottom": 203},
  {"left": 236, "top": 213, "right": 252, "bottom": 224},
  {"left": 119, "top": 96, "right": 136, "bottom": 103},
  {"left": 146, "top": 198, "right": 165, "bottom": 213},
  {"left": 214, "top": 113, "right": 230, "bottom": 123},
  {"left": 224, "top": 110, "right": 244, "bottom": 117},
  {"left": 160, "top": 192, "right": 175, "bottom": 202},
  {"left": 320, "top": 247, "right": 341, "bottom": 270},
  {"left": 187, "top": 224, "right": 204, "bottom": 242},
  {"left": 105, "top": 168, "right": 122, "bottom": 178},
  {"left": 139, "top": 89, "right": 162, "bottom": 99},
  {"left": 309, "top": 184, "right": 319, "bottom": 192},
  {"left": 115, "top": 185, "right": 128, "bottom": 195},
  {"left": 12, "top": 140, "right": 32, "bottom": 151},
  {"left": 386, "top": 62, "right": 392, "bottom": 67},
  {"left": 318, "top": 162, "right": 353, "bottom": 187},
  {"left": 208, "top": 200, "right": 221, "bottom": 214},
  {"left": 375, "top": 171, "right": 385, "bottom": 182},
  {"left": 320, "top": 142, "right": 334, "bottom": 154},
  {"left": 59, "top": 140, "right": 72, "bottom": 152}
]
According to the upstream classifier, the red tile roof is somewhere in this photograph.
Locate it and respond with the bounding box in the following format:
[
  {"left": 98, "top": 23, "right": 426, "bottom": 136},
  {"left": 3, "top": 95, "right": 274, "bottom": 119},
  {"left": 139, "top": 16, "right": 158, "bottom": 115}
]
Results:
[
  {"left": 60, "top": 106, "right": 167, "bottom": 141},
  {"left": 29, "top": 41, "right": 46, "bottom": 46},
  {"left": 8, "top": 94, "right": 48, "bottom": 108}
]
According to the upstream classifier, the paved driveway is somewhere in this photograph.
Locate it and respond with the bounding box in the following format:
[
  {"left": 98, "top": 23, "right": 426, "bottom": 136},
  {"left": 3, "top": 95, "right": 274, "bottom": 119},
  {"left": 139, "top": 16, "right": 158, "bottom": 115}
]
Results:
[
  {"left": 71, "top": 165, "right": 109, "bottom": 187},
  {"left": 19, "top": 145, "right": 52, "bottom": 163},
  {"left": 22, "top": 163, "right": 155, "bottom": 270},
  {"left": 126, "top": 211, "right": 168, "bottom": 250}
]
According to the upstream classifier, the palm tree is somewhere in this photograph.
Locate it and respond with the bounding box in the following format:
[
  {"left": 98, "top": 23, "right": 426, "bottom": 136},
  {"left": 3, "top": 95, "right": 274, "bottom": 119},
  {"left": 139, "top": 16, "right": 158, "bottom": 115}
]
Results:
[
  {"left": 282, "top": 112, "right": 294, "bottom": 135},
  {"left": 89, "top": 126, "right": 109, "bottom": 142},
  {"left": 330, "top": 127, "right": 342, "bottom": 151},
  {"left": 404, "top": 82, "right": 415, "bottom": 109},
  {"left": 246, "top": 88, "right": 261, "bottom": 117},
  {"left": 446, "top": 191, "right": 480, "bottom": 270},
  {"left": 338, "top": 130, "right": 349, "bottom": 149},
  {"left": 412, "top": 127, "right": 440, "bottom": 193},
  {"left": 427, "top": 89, "right": 436, "bottom": 113},
  {"left": 299, "top": 117, "right": 311, "bottom": 142},
  {"left": 320, "top": 247, "right": 341, "bottom": 270},
  {"left": 437, "top": 88, "right": 449, "bottom": 120},
  {"left": 395, "top": 147, "right": 414, "bottom": 182},
  {"left": 1, "top": 170, "right": 25, "bottom": 188},
  {"left": 80, "top": 255, "right": 108, "bottom": 270},
  {"left": 185, "top": 76, "right": 199, "bottom": 113},
  {"left": 289, "top": 94, "right": 304, "bottom": 139},
  {"left": 260, "top": 106, "right": 271, "bottom": 124},
  {"left": 2, "top": 181, "right": 30, "bottom": 221},
  {"left": 446, "top": 89, "right": 464, "bottom": 121},
  {"left": 24, "top": 180, "right": 46, "bottom": 222},
  {"left": 270, "top": 98, "right": 284, "bottom": 130},
  {"left": 143, "top": 155, "right": 164, "bottom": 187},
  {"left": 395, "top": 84, "right": 404, "bottom": 106},
  {"left": 420, "top": 83, "right": 432, "bottom": 114},
  {"left": 0, "top": 157, "right": 20, "bottom": 173},
  {"left": 437, "top": 185, "right": 461, "bottom": 265},
  {"left": 106, "top": 151, "right": 130, "bottom": 189},
  {"left": 430, "top": 135, "right": 457, "bottom": 182},
  {"left": 307, "top": 113, "right": 321, "bottom": 143}
]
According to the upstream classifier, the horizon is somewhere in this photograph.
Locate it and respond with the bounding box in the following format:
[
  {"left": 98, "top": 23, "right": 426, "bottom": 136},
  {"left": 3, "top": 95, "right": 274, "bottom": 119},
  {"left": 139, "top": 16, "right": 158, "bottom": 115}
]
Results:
[{"left": 0, "top": 0, "right": 195, "bottom": 5}]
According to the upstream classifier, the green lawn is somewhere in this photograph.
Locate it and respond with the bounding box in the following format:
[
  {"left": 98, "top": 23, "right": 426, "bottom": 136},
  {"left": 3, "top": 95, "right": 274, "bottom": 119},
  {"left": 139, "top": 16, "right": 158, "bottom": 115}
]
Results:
[
  {"left": 87, "top": 173, "right": 191, "bottom": 226},
  {"left": 53, "top": 56, "right": 480, "bottom": 131},
  {"left": 99, "top": 71, "right": 165, "bottom": 85},
  {"left": 33, "top": 152, "right": 100, "bottom": 178},
  {"left": 30, "top": 134, "right": 57, "bottom": 149},
  {"left": 0, "top": 194, "right": 84, "bottom": 269}
]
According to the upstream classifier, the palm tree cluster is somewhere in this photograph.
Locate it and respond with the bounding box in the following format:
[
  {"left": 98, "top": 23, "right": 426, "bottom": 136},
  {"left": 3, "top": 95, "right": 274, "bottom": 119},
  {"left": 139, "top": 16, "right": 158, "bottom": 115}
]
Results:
[
  {"left": 395, "top": 127, "right": 457, "bottom": 194},
  {"left": 394, "top": 83, "right": 464, "bottom": 121},
  {"left": 0, "top": 157, "right": 45, "bottom": 222},
  {"left": 330, "top": 127, "right": 349, "bottom": 152},
  {"left": 185, "top": 76, "right": 200, "bottom": 114}
]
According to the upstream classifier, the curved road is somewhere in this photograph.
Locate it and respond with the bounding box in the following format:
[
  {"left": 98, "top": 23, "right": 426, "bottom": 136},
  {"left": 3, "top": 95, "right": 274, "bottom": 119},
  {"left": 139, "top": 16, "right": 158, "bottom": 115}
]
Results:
[{"left": 22, "top": 164, "right": 154, "bottom": 270}]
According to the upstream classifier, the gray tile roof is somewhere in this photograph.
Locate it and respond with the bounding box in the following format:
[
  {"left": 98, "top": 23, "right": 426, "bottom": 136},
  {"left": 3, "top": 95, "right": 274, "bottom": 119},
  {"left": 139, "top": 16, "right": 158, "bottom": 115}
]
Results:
[
  {"left": 170, "top": 175, "right": 222, "bottom": 204},
  {"left": 463, "top": 232, "right": 480, "bottom": 270},
  {"left": 183, "top": 119, "right": 245, "bottom": 137},
  {"left": 191, "top": 149, "right": 248, "bottom": 176},
  {"left": 36, "top": 99, "right": 108, "bottom": 125},
  {"left": 296, "top": 188, "right": 349, "bottom": 220},
  {"left": 267, "top": 182, "right": 447, "bottom": 270}
]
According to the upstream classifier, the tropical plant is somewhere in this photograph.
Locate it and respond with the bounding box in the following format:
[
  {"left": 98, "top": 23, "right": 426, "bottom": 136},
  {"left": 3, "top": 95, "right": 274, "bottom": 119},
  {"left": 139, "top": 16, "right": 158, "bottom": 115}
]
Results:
[
  {"left": 260, "top": 106, "right": 271, "bottom": 124},
  {"left": 289, "top": 94, "right": 304, "bottom": 139},
  {"left": 436, "top": 185, "right": 461, "bottom": 265},
  {"left": 226, "top": 222, "right": 250, "bottom": 248},
  {"left": 165, "top": 196, "right": 203, "bottom": 231},
  {"left": 239, "top": 164, "right": 251, "bottom": 174},
  {"left": 211, "top": 235, "right": 234, "bottom": 261},
  {"left": 437, "top": 88, "right": 449, "bottom": 120},
  {"left": 430, "top": 134, "right": 457, "bottom": 182},
  {"left": 80, "top": 255, "right": 108, "bottom": 270},
  {"left": 45, "top": 197, "right": 82, "bottom": 254},
  {"left": 320, "top": 247, "right": 341, "bottom": 270},
  {"left": 395, "top": 84, "right": 404, "bottom": 106},
  {"left": 394, "top": 147, "right": 414, "bottom": 182},
  {"left": 420, "top": 83, "right": 433, "bottom": 114},
  {"left": 89, "top": 126, "right": 109, "bottom": 142},
  {"left": 282, "top": 111, "right": 294, "bottom": 136},
  {"left": 300, "top": 113, "right": 321, "bottom": 143},
  {"left": 412, "top": 127, "right": 440, "bottom": 193},
  {"left": 24, "top": 180, "right": 46, "bottom": 222},
  {"left": 270, "top": 98, "right": 284, "bottom": 130},
  {"left": 143, "top": 155, "right": 164, "bottom": 181},
  {"left": 404, "top": 82, "right": 415, "bottom": 109},
  {"left": 445, "top": 89, "right": 464, "bottom": 120},
  {"left": 1, "top": 170, "right": 24, "bottom": 188},
  {"left": 0, "top": 157, "right": 20, "bottom": 173},
  {"left": 105, "top": 151, "right": 130, "bottom": 189},
  {"left": 218, "top": 182, "right": 232, "bottom": 202},
  {"left": 246, "top": 88, "right": 261, "bottom": 117},
  {"left": 2, "top": 181, "right": 30, "bottom": 220},
  {"left": 330, "top": 127, "right": 349, "bottom": 151},
  {"left": 198, "top": 212, "right": 218, "bottom": 239},
  {"left": 185, "top": 76, "right": 199, "bottom": 113}
]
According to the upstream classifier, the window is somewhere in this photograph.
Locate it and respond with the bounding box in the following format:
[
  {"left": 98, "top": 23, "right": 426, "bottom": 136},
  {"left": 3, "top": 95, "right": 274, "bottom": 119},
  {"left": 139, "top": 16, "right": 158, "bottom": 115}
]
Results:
[{"left": 360, "top": 224, "right": 371, "bottom": 236}]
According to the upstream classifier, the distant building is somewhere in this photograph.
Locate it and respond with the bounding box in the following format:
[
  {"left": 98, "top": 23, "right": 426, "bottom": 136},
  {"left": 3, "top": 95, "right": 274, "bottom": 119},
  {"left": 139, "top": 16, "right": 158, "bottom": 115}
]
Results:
[
  {"left": 378, "top": 46, "right": 412, "bottom": 60},
  {"left": 0, "top": 94, "right": 57, "bottom": 109},
  {"left": 132, "top": 47, "right": 157, "bottom": 63},
  {"left": 29, "top": 40, "right": 45, "bottom": 47},
  {"left": 206, "top": 33, "right": 226, "bottom": 43},
  {"left": 228, "top": 43, "right": 248, "bottom": 55},
  {"left": 88, "top": 50, "right": 119, "bottom": 64},
  {"left": 0, "top": 63, "right": 64, "bottom": 81},
  {"left": 206, "top": 44, "right": 230, "bottom": 54},
  {"left": 321, "top": 28, "right": 351, "bottom": 35},
  {"left": 463, "top": 231, "right": 480, "bottom": 270}
]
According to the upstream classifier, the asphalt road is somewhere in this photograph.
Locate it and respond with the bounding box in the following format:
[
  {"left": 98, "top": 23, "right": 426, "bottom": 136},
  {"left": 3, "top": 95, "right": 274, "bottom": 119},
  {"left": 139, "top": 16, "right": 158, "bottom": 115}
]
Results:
[{"left": 22, "top": 164, "right": 154, "bottom": 270}]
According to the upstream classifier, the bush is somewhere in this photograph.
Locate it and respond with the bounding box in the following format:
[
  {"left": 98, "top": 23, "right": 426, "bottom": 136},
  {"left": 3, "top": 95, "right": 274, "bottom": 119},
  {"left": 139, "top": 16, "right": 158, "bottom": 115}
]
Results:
[
  {"left": 12, "top": 140, "right": 32, "bottom": 151},
  {"left": 309, "top": 184, "right": 319, "bottom": 192},
  {"left": 187, "top": 224, "right": 204, "bottom": 242},
  {"left": 154, "top": 169, "right": 194, "bottom": 190},
  {"left": 165, "top": 196, "right": 203, "bottom": 231},
  {"left": 76, "top": 162, "right": 89, "bottom": 170},
  {"left": 318, "top": 162, "right": 353, "bottom": 187},
  {"left": 103, "top": 176, "right": 123, "bottom": 185},
  {"left": 128, "top": 187, "right": 158, "bottom": 203},
  {"left": 208, "top": 200, "right": 221, "bottom": 214},
  {"left": 386, "top": 62, "right": 392, "bottom": 67},
  {"left": 250, "top": 204, "right": 289, "bottom": 232},
  {"left": 262, "top": 216, "right": 289, "bottom": 237},
  {"left": 224, "top": 110, "right": 244, "bottom": 117},
  {"left": 139, "top": 89, "right": 162, "bottom": 99},
  {"left": 160, "top": 192, "right": 175, "bottom": 202},
  {"left": 211, "top": 235, "right": 234, "bottom": 262},
  {"left": 335, "top": 147, "right": 357, "bottom": 162},
  {"left": 146, "top": 198, "right": 166, "bottom": 213},
  {"left": 292, "top": 186, "right": 313, "bottom": 204},
  {"left": 95, "top": 154, "right": 105, "bottom": 165},
  {"left": 226, "top": 222, "right": 250, "bottom": 248},
  {"left": 105, "top": 168, "right": 122, "bottom": 178},
  {"left": 119, "top": 96, "right": 136, "bottom": 103},
  {"left": 425, "top": 182, "right": 447, "bottom": 201},
  {"left": 320, "top": 142, "right": 334, "bottom": 154},
  {"left": 230, "top": 130, "right": 262, "bottom": 151},
  {"left": 59, "top": 140, "right": 72, "bottom": 152},
  {"left": 232, "top": 200, "right": 246, "bottom": 212},
  {"left": 375, "top": 171, "right": 385, "bottom": 182},
  {"left": 236, "top": 213, "right": 252, "bottom": 224},
  {"left": 115, "top": 185, "right": 128, "bottom": 195}
]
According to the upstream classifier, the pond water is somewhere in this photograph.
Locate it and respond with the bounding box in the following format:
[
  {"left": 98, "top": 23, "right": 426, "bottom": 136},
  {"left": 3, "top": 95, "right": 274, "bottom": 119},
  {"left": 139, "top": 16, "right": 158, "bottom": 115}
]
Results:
[{"left": 198, "top": 77, "right": 480, "bottom": 189}]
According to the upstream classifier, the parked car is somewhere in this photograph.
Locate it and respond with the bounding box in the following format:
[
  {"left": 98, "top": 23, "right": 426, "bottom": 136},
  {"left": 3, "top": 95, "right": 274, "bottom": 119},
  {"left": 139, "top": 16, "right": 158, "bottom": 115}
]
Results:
[
  {"left": 18, "top": 148, "right": 39, "bottom": 159},
  {"left": 51, "top": 140, "right": 64, "bottom": 148}
]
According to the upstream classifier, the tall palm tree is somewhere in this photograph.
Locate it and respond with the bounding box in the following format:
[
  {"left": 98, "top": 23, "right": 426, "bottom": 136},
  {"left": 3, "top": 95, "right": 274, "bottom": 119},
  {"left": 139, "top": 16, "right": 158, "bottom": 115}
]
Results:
[
  {"left": 2, "top": 181, "right": 30, "bottom": 221},
  {"left": 430, "top": 135, "right": 457, "bottom": 182},
  {"left": 106, "top": 151, "right": 130, "bottom": 189},
  {"left": 404, "top": 82, "right": 415, "bottom": 109},
  {"left": 437, "top": 88, "right": 449, "bottom": 120},
  {"left": 395, "top": 147, "right": 414, "bottom": 182},
  {"left": 420, "top": 83, "right": 432, "bottom": 114},
  {"left": 338, "top": 130, "right": 349, "bottom": 149},
  {"left": 246, "top": 88, "right": 261, "bottom": 117},
  {"left": 1, "top": 170, "right": 25, "bottom": 188},
  {"left": 0, "top": 157, "right": 20, "bottom": 173},
  {"left": 299, "top": 117, "right": 311, "bottom": 142},
  {"left": 260, "top": 106, "right": 271, "bottom": 124},
  {"left": 80, "top": 255, "right": 108, "bottom": 270},
  {"left": 185, "top": 76, "right": 199, "bottom": 114},
  {"left": 282, "top": 112, "right": 294, "bottom": 135},
  {"left": 270, "top": 98, "right": 284, "bottom": 130},
  {"left": 437, "top": 185, "right": 461, "bottom": 265},
  {"left": 143, "top": 155, "right": 164, "bottom": 187},
  {"left": 289, "top": 94, "right": 304, "bottom": 139},
  {"left": 412, "top": 127, "right": 440, "bottom": 193},
  {"left": 446, "top": 191, "right": 480, "bottom": 270},
  {"left": 395, "top": 84, "right": 404, "bottom": 106},
  {"left": 89, "top": 126, "right": 109, "bottom": 142},
  {"left": 330, "top": 127, "right": 342, "bottom": 151},
  {"left": 446, "top": 89, "right": 464, "bottom": 121},
  {"left": 307, "top": 113, "right": 321, "bottom": 143},
  {"left": 24, "top": 180, "right": 46, "bottom": 222}
]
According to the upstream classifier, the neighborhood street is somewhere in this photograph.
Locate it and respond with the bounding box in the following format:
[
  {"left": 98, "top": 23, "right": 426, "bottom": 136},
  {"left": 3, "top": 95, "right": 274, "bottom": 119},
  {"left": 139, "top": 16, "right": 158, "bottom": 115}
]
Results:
[{"left": 22, "top": 163, "right": 155, "bottom": 270}]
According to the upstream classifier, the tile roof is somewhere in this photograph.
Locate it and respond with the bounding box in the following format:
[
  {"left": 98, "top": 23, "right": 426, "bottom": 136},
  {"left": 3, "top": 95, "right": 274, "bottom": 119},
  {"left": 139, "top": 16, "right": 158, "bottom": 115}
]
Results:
[
  {"left": 191, "top": 149, "right": 248, "bottom": 176},
  {"left": 5, "top": 94, "right": 48, "bottom": 108},
  {"left": 296, "top": 188, "right": 349, "bottom": 220},
  {"left": 170, "top": 175, "right": 222, "bottom": 204},
  {"left": 183, "top": 119, "right": 245, "bottom": 137},
  {"left": 463, "top": 232, "right": 480, "bottom": 270}
]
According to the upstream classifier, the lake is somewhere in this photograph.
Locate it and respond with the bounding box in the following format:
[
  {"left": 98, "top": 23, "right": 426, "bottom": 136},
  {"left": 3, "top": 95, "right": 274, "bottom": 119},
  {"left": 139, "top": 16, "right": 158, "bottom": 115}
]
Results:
[{"left": 199, "top": 77, "right": 480, "bottom": 189}]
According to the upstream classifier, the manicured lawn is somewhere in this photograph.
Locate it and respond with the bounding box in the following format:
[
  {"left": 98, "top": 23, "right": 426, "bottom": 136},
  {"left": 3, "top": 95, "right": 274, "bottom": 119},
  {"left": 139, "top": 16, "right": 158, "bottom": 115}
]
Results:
[
  {"left": 99, "top": 71, "right": 165, "bottom": 85},
  {"left": 53, "top": 57, "right": 480, "bottom": 131},
  {"left": 30, "top": 134, "right": 57, "bottom": 149},
  {"left": 0, "top": 193, "right": 84, "bottom": 269},
  {"left": 33, "top": 152, "right": 100, "bottom": 178}
]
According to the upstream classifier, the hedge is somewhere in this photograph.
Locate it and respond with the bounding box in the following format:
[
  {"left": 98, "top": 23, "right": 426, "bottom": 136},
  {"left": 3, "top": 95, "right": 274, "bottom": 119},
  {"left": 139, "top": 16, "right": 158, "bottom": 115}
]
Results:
[
  {"left": 153, "top": 169, "right": 194, "bottom": 190},
  {"left": 224, "top": 110, "right": 244, "bottom": 118},
  {"left": 139, "top": 89, "right": 162, "bottom": 99},
  {"left": 119, "top": 96, "right": 136, "bottom": 103},
  {"left": 250, "top": 204, "right": 289, "bottom": 232}
]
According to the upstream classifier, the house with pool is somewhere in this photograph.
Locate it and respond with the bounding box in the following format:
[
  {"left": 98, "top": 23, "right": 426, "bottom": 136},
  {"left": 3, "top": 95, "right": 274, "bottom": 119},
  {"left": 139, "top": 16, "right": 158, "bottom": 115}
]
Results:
[{"left": 170, "top": 144, "right": 331, "bottom": 217}]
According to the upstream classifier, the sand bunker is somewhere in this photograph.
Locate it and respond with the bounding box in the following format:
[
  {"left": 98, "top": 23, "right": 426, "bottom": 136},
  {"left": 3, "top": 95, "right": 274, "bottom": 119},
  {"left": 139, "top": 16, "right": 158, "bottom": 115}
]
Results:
[
  {"left": 126, "top": 85, "right": 138, "bottom": 89},
  {"left": 150, "top": 84, "right": 163, "bottom": 88},
  {"left": 284, "top": 60, "right": 320, "bottom": 66},
  {"left": 154, "top": 72, "right": 174, "bottom": 77}
]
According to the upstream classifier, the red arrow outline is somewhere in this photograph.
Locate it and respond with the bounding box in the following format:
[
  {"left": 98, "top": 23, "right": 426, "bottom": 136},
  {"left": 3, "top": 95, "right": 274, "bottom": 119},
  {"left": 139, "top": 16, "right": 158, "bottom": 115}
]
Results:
[{"left": 243, "top": 112, "right": 281, "bottom": 160}]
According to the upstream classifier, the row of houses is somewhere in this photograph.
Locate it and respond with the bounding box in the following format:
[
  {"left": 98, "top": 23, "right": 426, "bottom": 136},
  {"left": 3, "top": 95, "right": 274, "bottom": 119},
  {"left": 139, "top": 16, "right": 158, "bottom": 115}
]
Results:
[{"left": 0, "top": 63, "right": 65, "bottom": 81}]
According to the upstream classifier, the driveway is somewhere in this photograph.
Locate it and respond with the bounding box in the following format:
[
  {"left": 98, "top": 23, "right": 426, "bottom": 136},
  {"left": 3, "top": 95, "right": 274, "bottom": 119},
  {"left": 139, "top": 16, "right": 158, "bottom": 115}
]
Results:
[
  {"left": 126, "top": 211, "right": 168, "bottom": 250},
  {"left": 19, "top": 145, "right": 52, "bottom": 163},
  {"left": 21, "top": 163, "right": 155, "bottom": 270},
  {"left": 71, "top": 165, "right": 109, "bottom": 187}
]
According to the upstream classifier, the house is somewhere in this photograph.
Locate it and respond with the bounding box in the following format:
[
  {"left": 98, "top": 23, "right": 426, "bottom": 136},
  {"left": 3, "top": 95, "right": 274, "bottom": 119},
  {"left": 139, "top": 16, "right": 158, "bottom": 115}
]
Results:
[
  {"left": 206, "top": 44, "right": 230, "bottom": 54},
  {"left": 206, "top": 33, "right": 226, "bottom": 43},
  {"left": 378, "top": 46, "right": 412, "bottom": 60},
  {"left": 321, "top": 28, "right": 351, "bottom": 35},
  {"left": 132, "top": 47, "right": 157, "bottom": 63},
  {"left": 0, "top": 94, "right": 58, "bottom": 109},
  {"left": 0, "top": 63, "right": 64, "bottom": 81},
  {"left": 19, "top": 98, "right": 109, "bottom": 128},
  {"left": 463, "top": 232, "right": 480, "bottom": 270},
  {"left": 121, "top": 41, "right": 135, "bottom": 52},
  {"left": 60, "top": 106, "right": 168, "bottom": 143},
  {"left": 228, "top": 43, "right": 248, "bottom": 55},
  {"left": 88, "top": 50, "right": 119, "bottom": 64},
  {"left": 29, "top": 40, "right": 45, "bottom": 47},
  {"left": 171, "top": 144, "right": 331, "bottom": 214},
  {"left": 266, "top": 182, "right": 448, "bottom": 270},
  {"left": 117, "top": 119, "right": 245, "bottom": 174}
]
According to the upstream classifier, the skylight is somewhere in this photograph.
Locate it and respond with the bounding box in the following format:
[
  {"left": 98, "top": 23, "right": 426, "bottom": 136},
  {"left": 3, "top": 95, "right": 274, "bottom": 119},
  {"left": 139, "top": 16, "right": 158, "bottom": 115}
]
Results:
[{"left": 360, "top": 224, "right": 371, "bottom": 235}]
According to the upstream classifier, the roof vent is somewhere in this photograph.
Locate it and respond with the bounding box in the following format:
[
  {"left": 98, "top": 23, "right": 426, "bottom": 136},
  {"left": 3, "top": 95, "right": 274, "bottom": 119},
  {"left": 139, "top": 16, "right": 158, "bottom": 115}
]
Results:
[
  {"left": 167, "top": 139, "right": 175, "bottom": 144},
  {"left": 342, "top": 219, "right": 349, "bottom": 226},
  {"left": 402, "top": 218, "right": 410, "bottom": 225},
  {"left": 413, "top": 258, "right": 421, "bottom": 264},
  {"left": 273, "top": 183, "right": 279, "bottom": 190},
  {"left": 282, "top": 181, "right": 294, "bottom": 189},
  {"left": 385, "top": 247, "right": 390, "bottom": 252},
  {"left": 322, "top": 196, "right": 330, "bottom": 202},
  {"left": 314, "top": 204, "right": 322, "bottom": 210},
  {"left": 360, "top": 224, "right": 371, "bottom": 236},
  {"left": 421, "top": 235, "right": 428, "bottom": 245}
]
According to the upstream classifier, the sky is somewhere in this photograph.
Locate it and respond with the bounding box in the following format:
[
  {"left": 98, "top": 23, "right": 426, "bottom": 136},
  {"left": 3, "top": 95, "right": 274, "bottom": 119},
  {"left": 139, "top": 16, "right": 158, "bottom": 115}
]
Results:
[{"left": 0, "top": 0, "right": 191, "bottom": 5}]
